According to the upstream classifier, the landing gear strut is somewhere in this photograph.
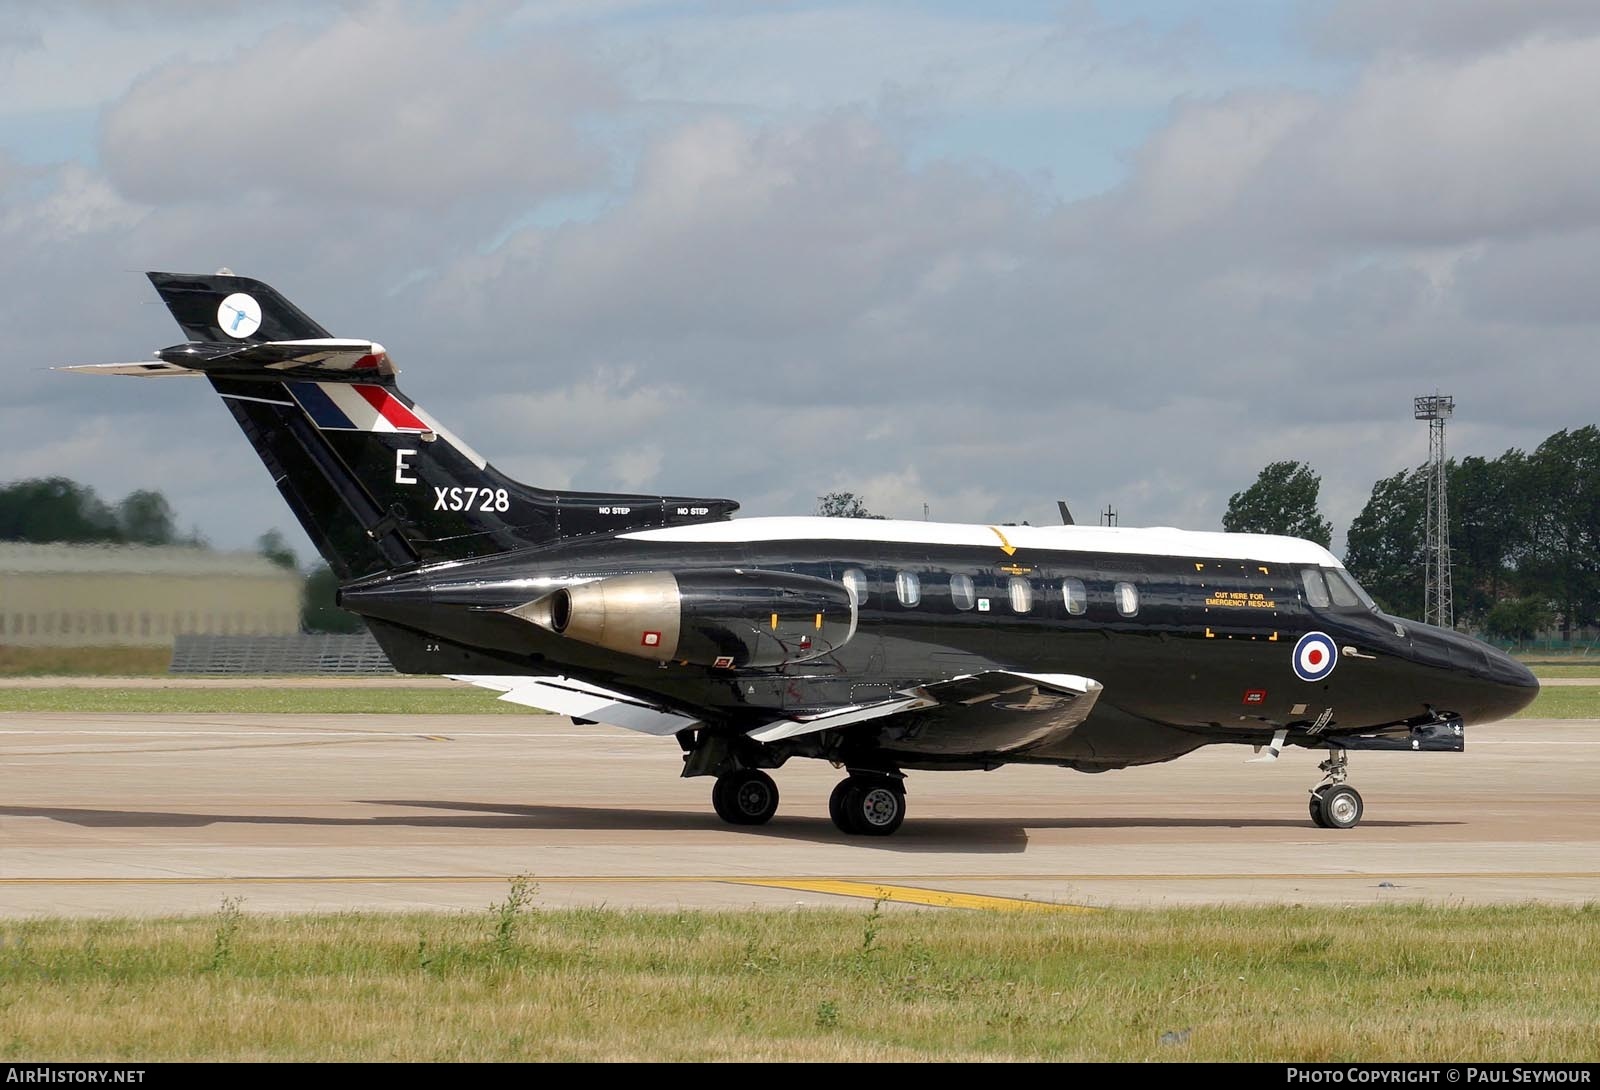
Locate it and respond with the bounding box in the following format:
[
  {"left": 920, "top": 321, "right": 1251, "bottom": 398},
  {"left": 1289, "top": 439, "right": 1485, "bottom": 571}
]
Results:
[
  {"left": 829, "top": 773, "right": 906, "bottom": 836},
  {"left": 1308, "top": 748, "right": 1363, "bottom": 830},
  {"left": 711, "top": 768, "right": 779, "bottom": 825}
]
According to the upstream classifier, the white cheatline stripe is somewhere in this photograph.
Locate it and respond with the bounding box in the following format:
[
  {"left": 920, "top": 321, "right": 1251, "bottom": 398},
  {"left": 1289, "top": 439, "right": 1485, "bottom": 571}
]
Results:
[{"left": 623, "top": 516, "right": 1340, "bottom": 566}]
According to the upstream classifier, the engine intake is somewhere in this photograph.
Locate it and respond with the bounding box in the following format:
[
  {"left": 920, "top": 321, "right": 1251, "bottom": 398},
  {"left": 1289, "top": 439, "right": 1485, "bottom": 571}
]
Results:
[{"left": 510, "top": 569, "right": 856, "bottom": 668}]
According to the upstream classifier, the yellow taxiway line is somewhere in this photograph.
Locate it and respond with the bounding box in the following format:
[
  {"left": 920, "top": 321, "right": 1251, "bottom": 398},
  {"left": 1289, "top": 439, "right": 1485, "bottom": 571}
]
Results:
[
  {"left": 729, "top": 878, "right": 1094, "bottom": 912},
  {"left": 1, "top": 871, "right": 1594, "bottom": 885}
]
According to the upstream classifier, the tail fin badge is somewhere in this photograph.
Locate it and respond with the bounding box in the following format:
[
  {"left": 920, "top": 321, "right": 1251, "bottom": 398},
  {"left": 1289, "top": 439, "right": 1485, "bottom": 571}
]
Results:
[{"left": 217, "top": 293, "right": 262, "bottom": 339}]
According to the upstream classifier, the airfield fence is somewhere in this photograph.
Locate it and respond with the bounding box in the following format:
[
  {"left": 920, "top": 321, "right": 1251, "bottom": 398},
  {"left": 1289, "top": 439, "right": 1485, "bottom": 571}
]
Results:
[{"left": 169, "top": 633, "right": 397, "bottom": 675}]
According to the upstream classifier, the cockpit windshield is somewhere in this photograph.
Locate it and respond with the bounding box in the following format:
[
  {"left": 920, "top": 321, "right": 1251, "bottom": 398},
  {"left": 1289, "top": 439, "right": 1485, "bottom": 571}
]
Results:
[{"left": 1301, "top": 567, "right": 1380, "bottom": 613}]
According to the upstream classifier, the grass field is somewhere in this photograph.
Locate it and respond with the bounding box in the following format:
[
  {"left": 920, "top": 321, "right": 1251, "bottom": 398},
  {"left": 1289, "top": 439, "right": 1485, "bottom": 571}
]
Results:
[
  {"left": 0, "top": 687, "right": 525, "bottom": 715},
  {"left": 0, "top": 898, "right": 1594, "bottom": 1062},
  {"left": 1510, "top": 687, "right": 1600, "bottom": 719},
  {"left": 1525, "top": 663, "right": 1600, "bottom": 678},
  {"left": 2, "top": 684, "right": 1595, "bottom": 718},
  {"left": 0, "top": 646, "right": 171, "bottom": 677}
]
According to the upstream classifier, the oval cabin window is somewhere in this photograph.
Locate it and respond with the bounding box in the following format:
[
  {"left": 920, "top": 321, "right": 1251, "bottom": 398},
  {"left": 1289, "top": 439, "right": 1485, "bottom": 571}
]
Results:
[
  {"left": 842, "top": 568, "right": 869, "bottom": 607},
  {"left": 1062, "top": 578, "right": 1087, "bottom": 616},
  {"left": 895, "top": 571, "right": 921, "bottom": 608},
  {"left": 1008, "top": 577, "right": 1033, "bottom": 614},
  {"left": 1115, "top": 581, "right": 1139, "bottom": 617},
  {"left": 949, "top": 574, "right": 976, "bottom": 611}
]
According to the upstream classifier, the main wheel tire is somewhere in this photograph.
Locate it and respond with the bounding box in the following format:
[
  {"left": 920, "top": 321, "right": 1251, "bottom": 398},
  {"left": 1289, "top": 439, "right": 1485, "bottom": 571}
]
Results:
[
  {"left": 845, "top": 779, "right": 906, "bottom": 837},
  {"left": 828, "top": 778, "right": 857, "bottom": 834},
  {"left": 1308, "top": 792, "right": 1329, "bottom": 828},
  {"left": 1315, "top": 784, "right": 1363, "bottom": 830},
  {"left": 712, "top": 769, "right": 779, "bottom": 826}
]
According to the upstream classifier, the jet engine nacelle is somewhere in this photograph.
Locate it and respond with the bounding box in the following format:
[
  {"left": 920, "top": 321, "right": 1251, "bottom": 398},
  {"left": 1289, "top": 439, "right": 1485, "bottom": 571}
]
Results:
[{"left": 511, "top": 569, "right": 857, "bottom": 668}]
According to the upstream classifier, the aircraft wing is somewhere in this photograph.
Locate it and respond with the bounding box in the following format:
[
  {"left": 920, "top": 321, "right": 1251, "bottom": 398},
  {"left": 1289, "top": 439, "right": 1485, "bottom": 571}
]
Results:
[
  {"left": 747, "top": 670, "right": 1103, "bottom": 753},
  {"left": 453, "top": 669, "right": 1101, "bottom": 756},
  {"left": 450, "top": 674, "right": 701, "bottom": 737}
]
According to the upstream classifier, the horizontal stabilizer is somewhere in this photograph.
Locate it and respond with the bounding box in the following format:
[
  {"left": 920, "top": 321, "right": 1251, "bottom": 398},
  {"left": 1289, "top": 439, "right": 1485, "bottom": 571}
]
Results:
[
  {"left": 56, "top": 339, "right": 395, "bottom": 382},
  {"left": 54, "top": 361, "right": 199, "bottom": 378},
  {"left": 450, "top": 674, "right": 700, "bottom": 737}
]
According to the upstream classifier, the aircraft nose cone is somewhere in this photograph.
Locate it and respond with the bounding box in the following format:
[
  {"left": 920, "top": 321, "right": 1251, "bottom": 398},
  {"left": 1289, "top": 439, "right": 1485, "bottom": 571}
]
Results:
[{"left": 1465, "top": 642, "right": 1540, "bottom": 722}]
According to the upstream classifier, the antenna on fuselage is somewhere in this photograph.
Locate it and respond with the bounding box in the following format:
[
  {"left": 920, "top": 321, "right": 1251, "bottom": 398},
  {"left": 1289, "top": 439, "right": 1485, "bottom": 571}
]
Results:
[{"left": 1100, "top": 505, "right": 1118, "bottom": 527}]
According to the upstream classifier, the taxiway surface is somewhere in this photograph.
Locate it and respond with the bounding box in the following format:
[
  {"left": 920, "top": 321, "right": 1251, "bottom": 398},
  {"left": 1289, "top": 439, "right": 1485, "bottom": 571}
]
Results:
[{"left": 1, "top": 710, "right": 1594, "bottom": 915}]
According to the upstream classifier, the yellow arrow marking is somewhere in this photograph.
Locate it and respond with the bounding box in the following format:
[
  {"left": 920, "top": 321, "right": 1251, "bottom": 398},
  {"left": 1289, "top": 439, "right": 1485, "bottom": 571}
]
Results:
[
  {"left": 732, "top": 879, "right": 1094, "bottom": 913},
  {"left": 988, "top": 526, "right": 1017, "bottom": 556}
]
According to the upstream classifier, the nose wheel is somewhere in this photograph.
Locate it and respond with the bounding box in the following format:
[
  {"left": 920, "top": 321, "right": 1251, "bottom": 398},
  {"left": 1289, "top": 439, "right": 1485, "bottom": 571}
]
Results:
[{"left": 1308, "top": 748, "right": 1363, "bottom": 829}]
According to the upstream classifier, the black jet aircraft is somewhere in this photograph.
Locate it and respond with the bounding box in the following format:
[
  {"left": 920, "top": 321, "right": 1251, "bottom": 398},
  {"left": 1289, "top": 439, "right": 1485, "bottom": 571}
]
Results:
[{"left": 61, "top": 272, "right": 1540, "bottom": 836}]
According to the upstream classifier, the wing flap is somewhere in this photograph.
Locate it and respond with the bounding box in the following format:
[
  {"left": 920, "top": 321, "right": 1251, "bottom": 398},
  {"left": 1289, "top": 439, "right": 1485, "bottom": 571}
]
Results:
[
  {"left": 747, "top": 670, "right": 1103, "bottom": 748},
  {"left": 450, "top": 674, "right": 700, "bottom": 737}
]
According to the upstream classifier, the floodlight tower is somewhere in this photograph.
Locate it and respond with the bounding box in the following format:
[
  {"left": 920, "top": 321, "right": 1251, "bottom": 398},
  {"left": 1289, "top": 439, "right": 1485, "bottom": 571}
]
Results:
[{"left": 1414, "top": 394, "right": 1454, "bottom": 628}]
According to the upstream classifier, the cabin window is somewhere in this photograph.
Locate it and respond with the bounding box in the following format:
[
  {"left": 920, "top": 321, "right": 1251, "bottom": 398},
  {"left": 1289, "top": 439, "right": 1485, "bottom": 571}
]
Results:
[
  {"left": 1115, "top": 581, "right": 1139, "bottom": 617},
  {"left": 1332, "top": 570, "right": 1379, "bottom": 612},
  {"left": 1300, "top": 568, "right": 1331, "bottom": 609},
  {"left": 949, "top": 573, "right": 976, "bottom": 611},
  {"left": 1326, "top": 570, "right": 1361, "bottom": 609},
  {"left": 1008, "top": 577, "right": 1033, "bottom": 614},
  {"left": 895, "top": 571, "right": 921, "bottom": 608},
  {"left": 842, "top": 568, "right": 869, "bottom": 608},
  {"left": 1061, "top": 578, "right": 1087, "bottom": 616}
]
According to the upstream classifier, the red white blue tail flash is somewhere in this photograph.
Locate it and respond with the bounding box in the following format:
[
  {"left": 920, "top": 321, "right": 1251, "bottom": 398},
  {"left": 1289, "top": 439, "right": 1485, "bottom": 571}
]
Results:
[{"left": 289, "top": 382, "right": 428, "bottom": 432}]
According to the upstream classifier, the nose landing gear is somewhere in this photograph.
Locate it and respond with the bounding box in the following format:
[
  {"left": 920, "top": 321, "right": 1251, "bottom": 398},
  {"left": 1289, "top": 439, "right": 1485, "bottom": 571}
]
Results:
[{"left": 1308, "top": 748, "right": 1363, "bottom": 829}]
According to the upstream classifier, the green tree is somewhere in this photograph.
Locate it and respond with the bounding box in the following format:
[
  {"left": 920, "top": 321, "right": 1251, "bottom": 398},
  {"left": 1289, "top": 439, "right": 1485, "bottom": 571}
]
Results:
[
  {"left": 1344, "top": 468, "right": 1426, "bottom": 620},
  {"left": 0, "top": 477, "right": 121, "bottom": 543},
  {"left": 1222, "top": 461, "right": 1333, "bottom": 546},
  {"left": 116, "top": 489, "right": 178, "bottom": 545},
  {"left": 1451, "top": 451, "right": 1531, "bottom": 624},
  {"left": 1520, "top": 427, "right": 1600, "bottom": 638},
  {"left": 816, "top": 492, "right": 884, "bottom": 519},
  {"left": 257, "top": 529, "right": 299, "bottom": 571},
  {"left": 301, "top": 564, "right": 364, "bottom": 633},
  {"left": 1482, "top": 597, "right": 1554, "bottom": 644}
]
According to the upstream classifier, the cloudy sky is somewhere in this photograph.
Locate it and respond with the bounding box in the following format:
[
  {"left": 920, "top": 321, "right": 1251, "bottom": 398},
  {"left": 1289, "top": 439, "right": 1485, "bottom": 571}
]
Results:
[{"left": 4, "top": 1, "right": 1597, "bottom": 561}]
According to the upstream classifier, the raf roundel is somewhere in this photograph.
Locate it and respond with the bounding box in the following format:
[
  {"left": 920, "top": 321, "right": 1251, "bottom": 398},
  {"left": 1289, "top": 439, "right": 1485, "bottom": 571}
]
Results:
[
  {"left": 216, "top": 293, "right": 262, "bottom": 339},
  {"left": 1292, "top": 631, "right": 1338, "bottom": 683}
]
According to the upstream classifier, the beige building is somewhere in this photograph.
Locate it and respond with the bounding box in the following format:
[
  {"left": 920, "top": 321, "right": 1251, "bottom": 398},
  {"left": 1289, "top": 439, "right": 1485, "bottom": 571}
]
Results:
[{"left": 0, "top": 543, "right": 301, "bottom": 648}]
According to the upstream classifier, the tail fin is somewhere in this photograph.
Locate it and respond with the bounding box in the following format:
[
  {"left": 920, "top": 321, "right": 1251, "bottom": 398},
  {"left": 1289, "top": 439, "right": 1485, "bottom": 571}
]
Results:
[{"left": 61, "top": 271, "right": 737, "bottom": 580}]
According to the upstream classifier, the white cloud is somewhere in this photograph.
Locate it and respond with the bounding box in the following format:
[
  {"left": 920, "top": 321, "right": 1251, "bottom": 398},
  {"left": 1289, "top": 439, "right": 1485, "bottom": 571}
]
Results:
[
  {"left": 3, "top": 2, "right": 1599, "bottom": 566},
  {"left": 100, "top": 5, "right": 618, "bottom": 210},
  {"left": 1311, "top": 0, "right": 1600, "bottom": 58}
]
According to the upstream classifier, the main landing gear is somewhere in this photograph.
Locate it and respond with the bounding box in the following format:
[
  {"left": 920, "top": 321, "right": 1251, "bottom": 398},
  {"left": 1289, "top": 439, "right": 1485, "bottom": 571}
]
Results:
[
  {"left": 1308, "top": 748, "right": 1364, "bottom": 830},
  {"left": 828, "top": 773, "right": 906, "bottom": 837},
  {"left": 707, "top": 768, "right": 907, "bottom": 835},
  {"left": 710, "top": 768, "right": 779, "bottom": 825}
]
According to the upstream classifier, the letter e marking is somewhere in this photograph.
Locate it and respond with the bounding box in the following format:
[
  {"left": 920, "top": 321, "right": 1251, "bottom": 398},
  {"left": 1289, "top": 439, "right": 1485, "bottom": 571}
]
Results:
[{"left": 395, "top": 448, "right": 417, "bottom": 486}]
